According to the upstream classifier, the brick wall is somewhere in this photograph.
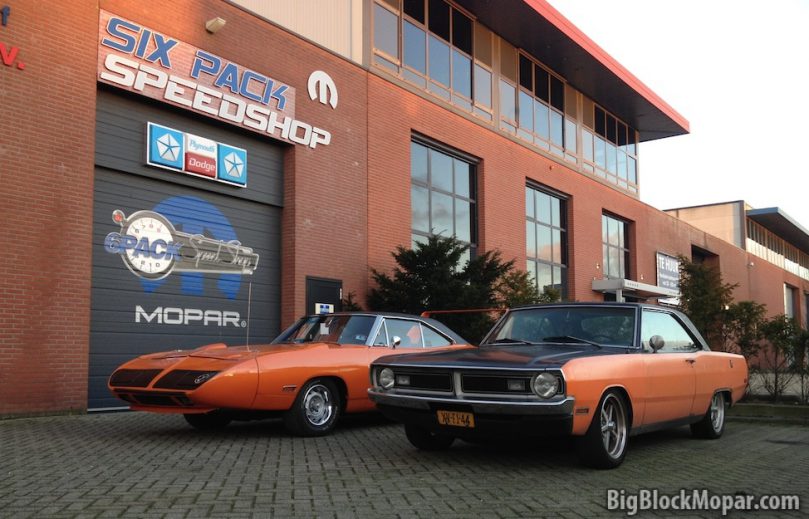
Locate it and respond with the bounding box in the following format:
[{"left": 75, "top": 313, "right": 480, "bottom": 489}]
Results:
[
  {"left": 0, "top": 1, "right": 98, "bottom": 415},
  {"left": 1, "top": 0, "right": 806, "bottom": 415},
  {"left": 365, "top": 74, "right": 809, "bottom": 316}
]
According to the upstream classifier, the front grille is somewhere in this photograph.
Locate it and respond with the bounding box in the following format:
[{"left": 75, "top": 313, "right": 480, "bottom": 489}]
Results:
[
  {"left": 109, "top": 369, "right": 163, "bottom": 388},
  {"left": 462, "top": 374, "right": 533, "bottom": 394},
  {"left": 153, "top": 370, "right": 219, "bottom": 390},
  {"left": 395, "top": 370, "right": 452, "bottom": 392}
]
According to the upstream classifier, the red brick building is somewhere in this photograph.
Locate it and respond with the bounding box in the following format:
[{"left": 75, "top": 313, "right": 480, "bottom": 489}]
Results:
[{"left": 1, "top": 0, "right": 807, "bottom": 414}]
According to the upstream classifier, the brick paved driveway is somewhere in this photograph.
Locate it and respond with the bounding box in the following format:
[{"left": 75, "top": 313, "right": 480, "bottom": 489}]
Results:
[{"left": 1, "top": 412, "right": 807, "bottom": 518}]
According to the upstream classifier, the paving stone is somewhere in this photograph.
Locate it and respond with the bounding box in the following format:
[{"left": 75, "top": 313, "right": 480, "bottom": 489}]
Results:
[{"left": 0, "top": 413, "right": 808, "bottom": 517}]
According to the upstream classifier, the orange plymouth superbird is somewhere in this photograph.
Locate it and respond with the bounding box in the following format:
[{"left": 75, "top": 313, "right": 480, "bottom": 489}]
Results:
[
  {"left": 369, "top": 303, "right": 748, "bottom": 468},
  {"left": 108, "top": 312, "right": 470, "bottom": 436}
]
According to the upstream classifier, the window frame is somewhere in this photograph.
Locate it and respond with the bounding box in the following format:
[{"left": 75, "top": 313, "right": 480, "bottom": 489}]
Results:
[
  {"left": 602, "top": 213, "right": 631, "bottom": 280},
  {"left": 525, "top": 183, "right": 568, "bottom": 298},
  {"left": 411, "top": 137, "right": 478, "bottom": 259}
]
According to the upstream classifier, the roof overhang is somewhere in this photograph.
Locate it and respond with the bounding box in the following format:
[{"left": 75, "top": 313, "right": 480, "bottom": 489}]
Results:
[
  {"left": 747, "top": 207, "right": 809, "bottom": 254},
  {"left": 454, "top": 0, "right": 689, "bottom": 142},
  {"left": 592, "top": 278, "right": 679, "bottom": 300}
]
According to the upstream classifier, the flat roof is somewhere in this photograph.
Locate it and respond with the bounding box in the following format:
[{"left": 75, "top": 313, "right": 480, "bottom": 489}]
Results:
[
  {"left": 747, "top": 207, "right": 809, "bottom": 254},
  {"left": 455, "top": 0, "right": 689, "bottom": 142}
]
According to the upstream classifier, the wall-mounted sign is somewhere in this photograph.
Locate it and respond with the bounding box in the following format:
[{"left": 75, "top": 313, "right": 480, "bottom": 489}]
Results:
[
  {"left": 98, "top": 11, "right": 331, "bottom": 148},
  {"left": 1, "top": 5, "right": 25, "bottom": 71},
  {"left": 656, "top": 252, "right": 680, "bottom": 305},
  {"left": 147, "top": 122, "right": 247, "bottom": 187},
  {"left": 315, "top": 303, "right": 335, "bottom": 314},
  {"left": 104, "top": 207, "right": 259, "bottom": 281}
]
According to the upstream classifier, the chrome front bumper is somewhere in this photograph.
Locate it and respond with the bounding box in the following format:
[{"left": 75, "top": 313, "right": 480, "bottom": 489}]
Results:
[{"left": 368, "top": 389, "right": 575, "bottom": 416}]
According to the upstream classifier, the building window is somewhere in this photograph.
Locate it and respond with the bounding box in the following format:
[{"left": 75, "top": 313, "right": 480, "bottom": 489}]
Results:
[
  {"left": 526, "top": 185, "right": 567, "bottom": 297},
  {"left": 372, "top": 0, "right": 641, "bottom": 197},
  {"left": 515, "top": 53, "right": 566, "bottom": 158},
  {"left": 785, "top": 284, "right": 797, "bottom": 319},
  {"left": 602, "top": 214, "right": 630, "bottom": 279},
  {"left": 374, "top": 0, "right": 477, "bottom": 110},
  {"left": 411, "top": 140, "right": 476, "bottom": 264}
]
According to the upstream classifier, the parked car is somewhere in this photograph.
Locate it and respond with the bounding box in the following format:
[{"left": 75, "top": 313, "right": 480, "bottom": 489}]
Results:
[
  {"left": 108, "top": 312, "right": 470, "bottom": 436},
  {"left": 368, "top": 303, "right": 748, "bottom": 468}
]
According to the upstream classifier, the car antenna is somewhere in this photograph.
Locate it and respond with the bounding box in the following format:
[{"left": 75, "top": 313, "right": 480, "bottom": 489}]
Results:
[{"left": 245, "top": 281, "right": 253, "bottom": 350}]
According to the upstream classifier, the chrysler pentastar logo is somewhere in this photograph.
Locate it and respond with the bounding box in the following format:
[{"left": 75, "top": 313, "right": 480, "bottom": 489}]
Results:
[
  {"left": 223, "top": 152, "right": 244, "bottom": 178},
  {"left": 156, "top": 133, "right": 181, "bottom": 162}
]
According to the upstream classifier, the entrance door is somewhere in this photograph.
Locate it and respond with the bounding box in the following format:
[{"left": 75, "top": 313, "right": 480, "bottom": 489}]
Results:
[{"left": 306, "top": 277, "right": 342, "bottom": 315}]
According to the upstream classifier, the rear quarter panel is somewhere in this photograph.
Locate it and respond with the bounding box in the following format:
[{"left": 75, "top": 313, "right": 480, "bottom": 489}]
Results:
[{"left": 693, "top": 351, "right": 748, "bottom": 414}]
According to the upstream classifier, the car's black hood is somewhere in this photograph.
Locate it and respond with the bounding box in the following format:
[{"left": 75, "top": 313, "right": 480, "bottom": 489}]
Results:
[{"left": 374, "top": 343, "right": 628, "bottom": 370}]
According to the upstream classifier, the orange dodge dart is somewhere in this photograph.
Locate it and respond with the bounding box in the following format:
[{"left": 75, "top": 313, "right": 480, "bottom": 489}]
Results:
[
  {"left": 108, "top": 312, "right": 470, "bottom": 436},
  {"left": 369, "top": 303, "right": 748, "bottom": 468}
]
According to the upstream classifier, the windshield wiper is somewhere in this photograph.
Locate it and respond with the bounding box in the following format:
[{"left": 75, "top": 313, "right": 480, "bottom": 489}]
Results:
[
  {"left": 541, "top": 336, "right": 602, "bottom": 349},
  {"left": 489, "top": 337, "right": 535, "bottom": 345}
]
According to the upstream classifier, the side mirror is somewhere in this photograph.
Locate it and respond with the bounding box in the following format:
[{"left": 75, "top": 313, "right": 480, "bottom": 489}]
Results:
[
  {"left": 649, "top": 335, "right": 665, "bottom": 352},
  {"left": 391, "top": 336, "right": 402, "bottom": 348}
]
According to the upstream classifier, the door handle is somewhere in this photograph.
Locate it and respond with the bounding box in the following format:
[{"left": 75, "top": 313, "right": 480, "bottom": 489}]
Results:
[{"left": 685, "top": 358, "right": 696, "bottom": 364}]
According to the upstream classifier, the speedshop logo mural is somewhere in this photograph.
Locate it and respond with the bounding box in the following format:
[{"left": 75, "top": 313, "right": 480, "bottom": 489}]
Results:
[
  {"left": 97, "top": 10, "right": 331, "bottom": 148},
  {"left": 104, "top": 196, "right": 259, "bottom": 328}
]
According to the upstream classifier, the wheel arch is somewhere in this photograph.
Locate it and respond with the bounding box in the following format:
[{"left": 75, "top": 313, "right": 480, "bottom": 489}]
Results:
[
  {"left": 304, "top": 375, "right": 348, "bottom": 412},
  {"left": 601, "top": 385, "right": 634, "bottom": 431}
]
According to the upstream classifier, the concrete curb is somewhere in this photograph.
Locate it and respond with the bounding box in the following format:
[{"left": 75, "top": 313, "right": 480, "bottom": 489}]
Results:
[{"left": 728, "top": 402, "right": 809, "bottom": 425}]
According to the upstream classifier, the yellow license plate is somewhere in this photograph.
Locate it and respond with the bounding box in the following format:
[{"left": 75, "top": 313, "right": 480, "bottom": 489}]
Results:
[{"left": 436, "top": 410, "right": 475, "bottom": 428}]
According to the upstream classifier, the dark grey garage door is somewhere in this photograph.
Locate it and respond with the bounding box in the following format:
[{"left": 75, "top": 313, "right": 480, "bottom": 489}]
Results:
[{"left": 89, "top": 91, "right": 283, "bottom": 409}]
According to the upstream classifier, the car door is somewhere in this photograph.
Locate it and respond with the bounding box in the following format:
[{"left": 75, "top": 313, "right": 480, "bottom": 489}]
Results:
[{"left": 639, "top": 309, "right": 699, "bottom": 425}]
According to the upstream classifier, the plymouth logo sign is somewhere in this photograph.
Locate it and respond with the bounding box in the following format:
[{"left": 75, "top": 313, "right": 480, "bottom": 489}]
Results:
[
  {"left": 104, "top": 208, "right": 259, "bottom": 281},
  {"left": 147, "top": 123, "right": 248, "bottom": 187}
]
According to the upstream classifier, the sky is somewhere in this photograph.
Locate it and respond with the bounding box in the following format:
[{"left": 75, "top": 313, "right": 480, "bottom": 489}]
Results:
[{"left": 547, "top": 0, "right": 809, "bottom": 228}]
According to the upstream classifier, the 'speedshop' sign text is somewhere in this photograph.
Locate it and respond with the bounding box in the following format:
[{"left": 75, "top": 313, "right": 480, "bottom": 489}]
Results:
[{"left": 97, "top": 10, "right": 331, "bottom": 148}]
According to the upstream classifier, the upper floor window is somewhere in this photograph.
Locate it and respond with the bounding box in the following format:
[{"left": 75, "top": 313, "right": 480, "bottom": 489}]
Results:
[
  {"left": 374, "top": 0, "right": 484, "bottom": 112},
  {"left": 581, "top": 103, "right": 639, "bottom": 193},
  {"left": 512, "top": 53, "right": 568, "bottom": 158},
  {"left": 526, "top": 185, "right": 567, "bottom": 298},
  {"left": 602, "top": 214, "right": 630, "bottom": 279},
  {"left": 372, "top": 0, "right": 641, "bottom": 197},
  {"left": 411, "top": 140, "right": 477, "bottom": 264}
]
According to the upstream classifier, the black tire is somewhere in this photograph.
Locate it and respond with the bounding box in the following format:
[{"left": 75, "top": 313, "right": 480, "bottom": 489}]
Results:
[
  {"left": 691, "top": 392, "right": 726, "bottom": 439},
  {"left": 405, "top": 424, "right": 455, "bottom": 451},
  {"left": 184, "top": 410, "right": 232, "bottom": 430},
  {"left": 283, "top": 378, "right": 341, "bottom": 436},
  {"left": 577, "top": 390, "right": 629, "bottom": 469}
]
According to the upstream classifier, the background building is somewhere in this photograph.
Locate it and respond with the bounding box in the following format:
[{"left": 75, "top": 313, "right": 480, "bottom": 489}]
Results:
[{"left": 1, "top": 0, "right": 806, "bottom": 415}]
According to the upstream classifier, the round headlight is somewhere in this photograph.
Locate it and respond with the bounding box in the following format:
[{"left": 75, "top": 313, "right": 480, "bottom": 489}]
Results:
[
  {"left": 378, "top": 368, "right": 395, "bottom": 389},
  {"left": 532, "top": 372, "right": 559, "bottom": 398}
]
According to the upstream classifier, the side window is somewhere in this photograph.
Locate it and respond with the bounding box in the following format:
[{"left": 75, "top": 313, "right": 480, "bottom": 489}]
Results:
[
  {"left": 422, "top": 325, "right": 452, "bottom": 348},
  {"left": 372, "top": 322, "right": 389, "bottom": 346},
  {"left": 384, "top": 319, "right": 424, "bottom": 348},
  {"left": 641, "top": 311, "right": 698, "bottom": 353}
]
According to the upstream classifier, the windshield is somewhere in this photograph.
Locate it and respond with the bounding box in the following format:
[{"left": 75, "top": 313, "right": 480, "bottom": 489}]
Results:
[
  {"left": 484, "top": 306, "right": 636, "bottom": 348},
  {"left": 272, "top": 314, "right": 376, "bottom": 345}
]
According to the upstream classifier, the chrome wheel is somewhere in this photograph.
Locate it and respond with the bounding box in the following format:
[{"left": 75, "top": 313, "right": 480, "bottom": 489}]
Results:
[
  {"left": 578, "top": 389, "right": 630, "bottom": 468},
  {"left": 600, "top": 393, "right": 627, "bottom": 460},
  {"left": 284, "top": 378, "right": 342, "bottom": 436},
  {"left": 709, "top": 393, "right": 725, "bottom": 433},
  {"left": 691, "top": 391, "right": 726, "bottom": 439},
  {"left": 303, "top": 383, "right": 334, "bottom": 427}
]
